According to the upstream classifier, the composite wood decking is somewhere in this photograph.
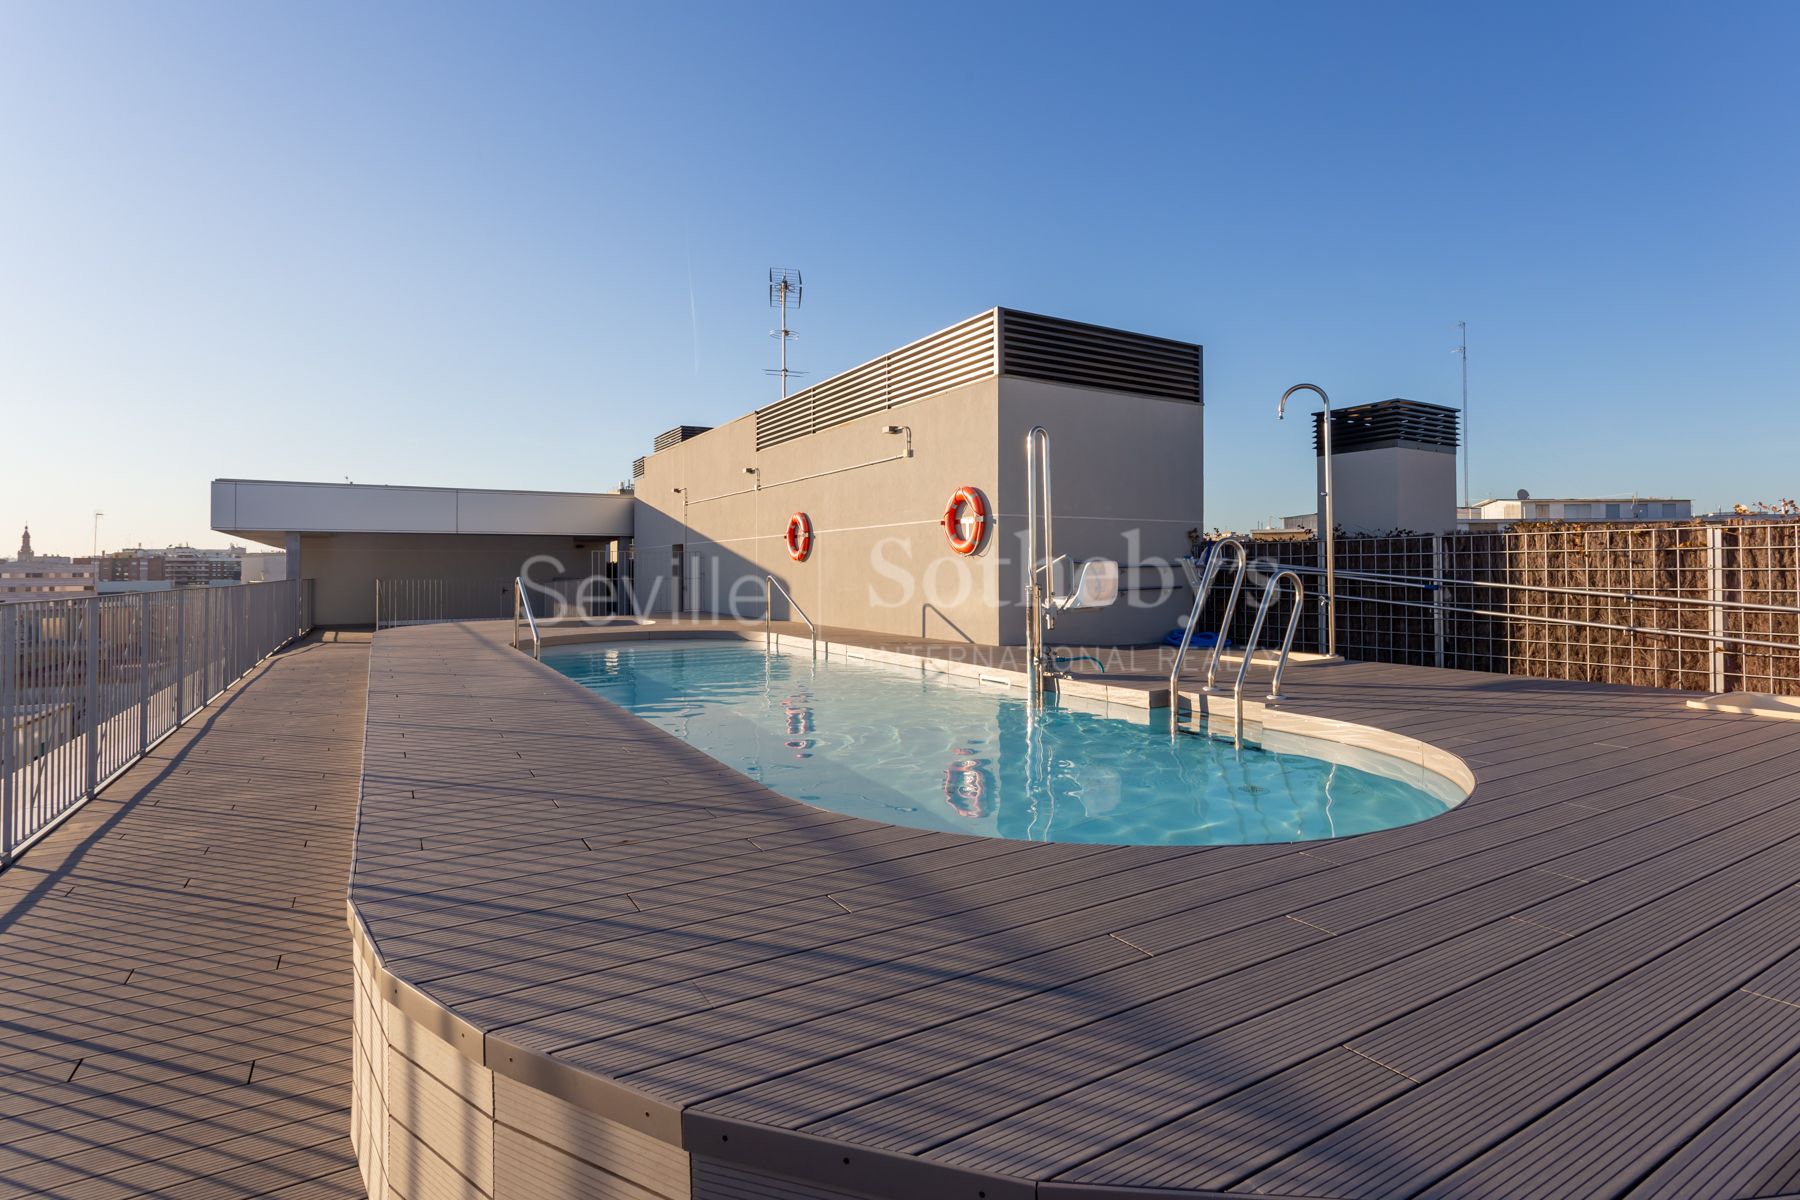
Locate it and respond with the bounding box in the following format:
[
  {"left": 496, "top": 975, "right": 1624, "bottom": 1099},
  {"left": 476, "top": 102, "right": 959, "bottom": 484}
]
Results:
[
  {"left": 354, "top": 620, "right": 1800, "bottom": 1200},
  {"left": 0, "top": 636, "right": 368, "bottom": 1200}
]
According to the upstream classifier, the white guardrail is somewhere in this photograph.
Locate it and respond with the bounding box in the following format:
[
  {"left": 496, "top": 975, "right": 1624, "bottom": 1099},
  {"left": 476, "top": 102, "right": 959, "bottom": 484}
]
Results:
[{"left": 0, "top": 579, "right": 310, "bottom": 868}]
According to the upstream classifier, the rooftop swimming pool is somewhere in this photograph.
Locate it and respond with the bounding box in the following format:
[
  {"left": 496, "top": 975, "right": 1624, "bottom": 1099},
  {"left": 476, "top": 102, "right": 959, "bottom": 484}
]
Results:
[{"left": 543, "top": 639, "right": 1464, "bottom": 846}]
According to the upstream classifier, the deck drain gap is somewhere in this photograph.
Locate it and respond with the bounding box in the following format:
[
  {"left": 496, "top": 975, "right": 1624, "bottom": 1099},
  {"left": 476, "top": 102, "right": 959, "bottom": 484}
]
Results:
[
  {"left": 1341, "top": 1044, "right": 1420, "bottom": 1083},
  {"left": 1533, "top": 866, "right": 1590, "bottom": 884},
  {"left": 1109, "top": 933, "right": 1155, "bottom": 958},
  {"left": 1509, "top": 913, "right": 1576, "bottom": 937}
]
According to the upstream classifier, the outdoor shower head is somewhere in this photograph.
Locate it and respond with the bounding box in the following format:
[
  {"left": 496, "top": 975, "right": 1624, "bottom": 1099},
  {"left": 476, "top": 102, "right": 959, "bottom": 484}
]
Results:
[{"left": 1279, "top": 383, "right": 1329, "bottom": 420}]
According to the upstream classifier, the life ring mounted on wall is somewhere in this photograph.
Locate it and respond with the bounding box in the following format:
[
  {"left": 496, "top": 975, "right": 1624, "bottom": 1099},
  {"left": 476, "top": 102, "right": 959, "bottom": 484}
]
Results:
[
  {"left": 785, "top": 512, "right": 814, "bottom": 562},
  {"left": 943, "top": 487, "right": 988, "bottom": 555}
]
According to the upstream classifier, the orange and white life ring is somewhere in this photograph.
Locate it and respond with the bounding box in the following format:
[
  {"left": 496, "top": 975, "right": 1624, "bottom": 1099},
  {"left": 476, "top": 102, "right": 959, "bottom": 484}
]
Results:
[
  {"left": 785, "top": 512, "right": 814, "bottom": 562},
  {"left": 943, "top": 487, "right": 988, "bottom": 555}
]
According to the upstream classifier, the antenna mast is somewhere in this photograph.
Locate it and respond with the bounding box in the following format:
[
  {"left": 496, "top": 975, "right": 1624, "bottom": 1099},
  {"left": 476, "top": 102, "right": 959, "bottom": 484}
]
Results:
[
  {"left": 1453, "top": 320, "right": 1469, "bottom": 508},
  {"left": 767, "top": 268, "right": 804, "bottom": 399}
]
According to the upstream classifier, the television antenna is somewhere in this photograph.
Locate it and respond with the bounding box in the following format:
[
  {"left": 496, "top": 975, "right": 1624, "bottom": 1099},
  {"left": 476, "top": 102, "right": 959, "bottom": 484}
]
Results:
[{"left": 766, "top": 268, "right": 804, "bottom": 399}]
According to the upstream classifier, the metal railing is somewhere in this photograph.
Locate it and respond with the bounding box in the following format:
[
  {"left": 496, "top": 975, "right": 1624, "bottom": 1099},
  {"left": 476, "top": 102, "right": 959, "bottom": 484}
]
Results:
[
  {"left": 1227, "top": 524, "right": 1800, "bottom": 695},
  {"left": 1231, "top": 570, "right": 1307, "bottom": 743},
  {"left": 376, "top": 578, "right": 514, "bottom": 630},
  {"left": 0, "top": 580, "right": 309, "bottom": 868},
  {"left": 1269, "top": 562, "right": 1800, "bottom": 655},
  {"left": 1169, "top": 538, "right": 1247, "bottom": 716},
  {"left": 765, "top": 576, "right": 818, "bottom": 659},
  {"left": 512, "top": 578, "right": 541, "bottom": 660},
  {"left": 378, "top": 570, "right": 637, "bottom": 632}
]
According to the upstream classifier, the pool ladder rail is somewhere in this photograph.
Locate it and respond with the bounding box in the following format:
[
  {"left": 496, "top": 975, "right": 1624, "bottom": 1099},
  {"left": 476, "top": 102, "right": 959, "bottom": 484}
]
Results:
[
  {"left": 1168, "top": 537, "right": 1249, "bottom": 709},
  {"left": 765, "top": 575, "right": 820, "bottom": 660},
  {"left": 512, "top": 577, "right": 541, "bottom": 660},
  {"left": 1225, "top": 570, "right": 1307, "bottom": 745},
  {"left": 1170, "top": 551, "right": 1307, "bottom": 745}
]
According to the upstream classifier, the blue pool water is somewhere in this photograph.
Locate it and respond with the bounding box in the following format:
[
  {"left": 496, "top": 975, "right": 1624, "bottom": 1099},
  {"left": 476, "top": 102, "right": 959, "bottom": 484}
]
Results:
[{"left": 543, "top": 640, "right": 1462, "bottom": 846}]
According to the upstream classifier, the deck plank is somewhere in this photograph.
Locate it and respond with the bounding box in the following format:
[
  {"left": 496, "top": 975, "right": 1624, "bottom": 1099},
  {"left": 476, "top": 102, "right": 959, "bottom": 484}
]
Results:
[
  {"left": 353, "top": 619, "right": 1800, "bottom": 1199},
  {"left": 0, "top": 636, "right": 365, "bottom": 1200}
]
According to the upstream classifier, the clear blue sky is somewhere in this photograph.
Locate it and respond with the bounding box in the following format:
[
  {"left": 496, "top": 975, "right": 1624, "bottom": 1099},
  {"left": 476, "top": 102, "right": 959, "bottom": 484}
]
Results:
[{"left": 3, "top": 1, "right": 1796, "bottom": 553}]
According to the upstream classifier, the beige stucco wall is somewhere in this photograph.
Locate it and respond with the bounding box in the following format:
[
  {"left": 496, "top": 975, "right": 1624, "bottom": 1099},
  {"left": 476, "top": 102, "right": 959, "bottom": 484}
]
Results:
[
  {"left": 995, "top": 378, "right": 1206, "bottom": 645},
  {"left": 633, "top": 380, "right": 1006, "bottom": 643},
  {"left": 633, "top": 375, "right": 1205, "bottom": 646},
  {"left": 1316, "top": 443, "right": 1458, "bottom": 535},
  {"left": 299, "top": 533, "right": 596, "bottom": 626}
]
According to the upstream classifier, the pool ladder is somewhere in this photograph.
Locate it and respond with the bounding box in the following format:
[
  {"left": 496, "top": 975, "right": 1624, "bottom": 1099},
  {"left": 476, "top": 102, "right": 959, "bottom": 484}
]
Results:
[
  {"left": 765, "top": 575, "right": 819, "bottom": 660},
  {"left": 1170, "top": 547, "right": 1307, "bottom": 745},
  {"left": 512, "top": 577, "right": 541, "bottom": 660}
]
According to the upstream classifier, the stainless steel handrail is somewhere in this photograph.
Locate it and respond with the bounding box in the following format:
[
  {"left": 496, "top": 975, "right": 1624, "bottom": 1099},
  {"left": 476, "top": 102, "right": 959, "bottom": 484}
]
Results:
[
  {"left": 1232, "top": 570, "right": 1306, "bottom": 746},
  {"left": 765, "top": 575, "right": 818, "bottom": 659},
  {"left": 512, "top": 577, "right": 541, "bottom": 660},
  {"left": 1200, "top": 539, "right": 1252, "bottom": 692},
  {"left": 1167, "top": 537, "right": 1247, "bottom": 723}
]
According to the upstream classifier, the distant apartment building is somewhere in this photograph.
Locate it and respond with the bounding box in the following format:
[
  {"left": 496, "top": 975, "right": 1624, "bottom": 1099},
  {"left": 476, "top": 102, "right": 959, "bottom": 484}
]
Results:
[
  {"left": 0, "top": 526, "right": 98, "bottom": 601},
  {"left": 1459, "top": 495, "right": 1692, "bottom": 530},
  {"left": 0, "top": 533, "right": 283, "bottom": 602},
  {"left": 1247, "top": 513, "right": 1320, "bottom": 540},
  {"left": 98, "top": 544, "right": 258, "bottom": 586},
  {"left": 93, "top": 553, "right": 167, "bottom": 583},
  {"left": 161, "top": 548, "right": 242, "bottom": 586}
]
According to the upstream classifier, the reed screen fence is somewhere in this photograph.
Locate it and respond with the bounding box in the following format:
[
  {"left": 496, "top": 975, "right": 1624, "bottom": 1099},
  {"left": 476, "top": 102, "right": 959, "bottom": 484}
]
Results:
[{"left": 1197, "top": 521, "right": 1800, "bottom": 695}]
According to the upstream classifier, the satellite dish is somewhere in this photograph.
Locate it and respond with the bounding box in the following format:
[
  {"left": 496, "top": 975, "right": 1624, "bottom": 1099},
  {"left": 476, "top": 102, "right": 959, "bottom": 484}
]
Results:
[{"left": 1517, "top": 489, "right": 1531, "bottom": 501}]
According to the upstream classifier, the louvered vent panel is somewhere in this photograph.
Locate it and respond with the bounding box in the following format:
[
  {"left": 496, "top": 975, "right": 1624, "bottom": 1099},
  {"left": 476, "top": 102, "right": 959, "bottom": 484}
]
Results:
[
  {"left": 653, "top": 425, "right": 713, "bottom": 452},
  {"left": 754, "top": 311, "right": 998, "bottom": 451},
  {"left": 1312, "top": 399, "right": 1459, "bottom": 454},
  {"left": 631, "top": 457, "right": 646, "bottom": 478},
  {"left": 998, "top": 309, "right": 1201, "bottom": 403}
]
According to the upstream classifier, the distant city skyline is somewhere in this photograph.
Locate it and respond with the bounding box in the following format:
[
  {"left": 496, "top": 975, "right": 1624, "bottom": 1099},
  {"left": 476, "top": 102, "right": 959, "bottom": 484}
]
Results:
[{"left": 4, "top": 2, "right": 1796, "bottom": 551}]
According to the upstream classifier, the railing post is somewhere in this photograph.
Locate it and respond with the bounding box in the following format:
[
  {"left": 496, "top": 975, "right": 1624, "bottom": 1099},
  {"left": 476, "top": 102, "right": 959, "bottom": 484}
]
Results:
[
  {"left": 84, "top": 597, "right": 99, "bottom": 800},
  {"left": 1432, "top": 534, "right": 1447, "bottom": 669},
  {"left": 138, "top": 591, "right": 151, "bottom": 756},
  {"left": 201, "top": 587, "right": 211, "bottom": 702},
  {"left": 1, "top": 603, "right": 16, "bottom": 865},
  {"left": 176, "top": 589, "right": 187, "bottom": 720},
  {"left": 1706, "top": 525, "right": 1728, "bottom": 693}
]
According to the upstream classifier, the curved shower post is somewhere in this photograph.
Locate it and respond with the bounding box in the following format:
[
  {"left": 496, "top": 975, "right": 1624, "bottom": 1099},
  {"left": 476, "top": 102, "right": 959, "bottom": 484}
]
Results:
[
  {"left": 1231, "top": 569, "right": 1306, "bottom": 747},
  {"left": 1025, "top": 426, "right": 1054, "bottom": 701},
  {"left": 1278, "top": 383, "right": 1336, "bottom": 660},
  {"left": 1168, "top": 537, "right": 1248, "bottom": 728}
]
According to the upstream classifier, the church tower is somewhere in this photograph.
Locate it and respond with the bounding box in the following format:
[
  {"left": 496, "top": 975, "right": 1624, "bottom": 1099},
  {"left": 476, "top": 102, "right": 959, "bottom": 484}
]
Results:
[{"left": 18, "top": 525, "right": 32, "bottom": 560}]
